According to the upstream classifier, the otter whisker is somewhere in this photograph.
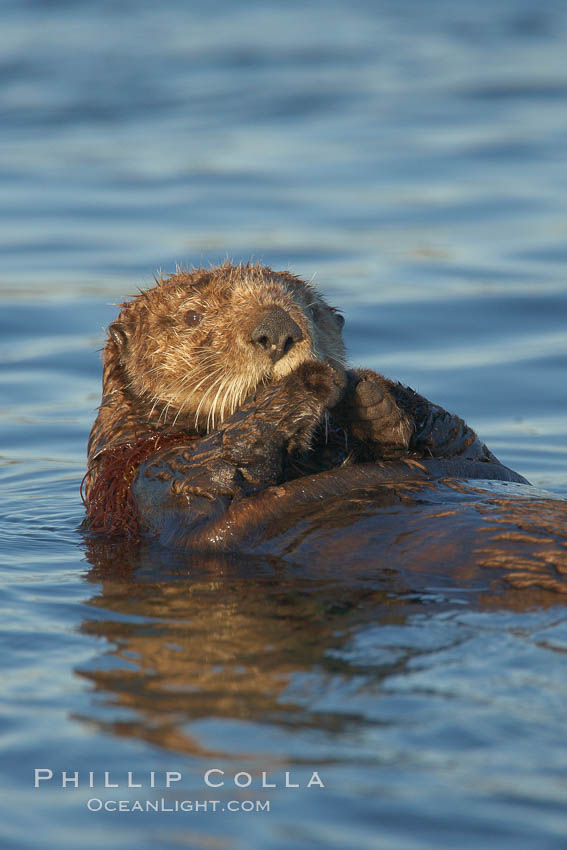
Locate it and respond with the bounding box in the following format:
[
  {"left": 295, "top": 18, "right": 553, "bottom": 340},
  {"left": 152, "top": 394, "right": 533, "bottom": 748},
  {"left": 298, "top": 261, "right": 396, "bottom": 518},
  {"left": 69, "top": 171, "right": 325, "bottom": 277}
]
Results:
[
  {"left": 148, "top": 393, "right": 162, "bottom": 419},
  {"left": 221, "top": 372, "right": 248, "bottom": 423},
  {"left": 187, "top": 366, "right": 224, "bottom": 395},
  {"left": 170, "top": 366, "right": 225, "bottom": 428},
  {"left": 208, "top": 376, "right": 232, "bottom": 432},
  {"left": 195, "top": 373, "right": 226, "bottom": 430},
  {"left": 168, "top": 360, "right": 223, "bottom": 394},
  {"left": 158, "top": 401, "right": 172, "bottom": 424},
  {"left": 123, "top": 364, "right": 166, "bottom": 391},
  {"left": 219, "top": 377, "right": 238, "bottom": 425},
  {"left": 219, "top": 384, "right": 233, "bottom": 425}
]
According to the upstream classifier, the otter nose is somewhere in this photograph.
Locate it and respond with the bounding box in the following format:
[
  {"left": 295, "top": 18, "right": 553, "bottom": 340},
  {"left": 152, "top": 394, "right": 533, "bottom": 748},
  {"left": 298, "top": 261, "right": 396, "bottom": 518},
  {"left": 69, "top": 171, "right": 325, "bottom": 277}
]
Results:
[{"left": 250, "top": 306, "right": 303, "bottom": 363}]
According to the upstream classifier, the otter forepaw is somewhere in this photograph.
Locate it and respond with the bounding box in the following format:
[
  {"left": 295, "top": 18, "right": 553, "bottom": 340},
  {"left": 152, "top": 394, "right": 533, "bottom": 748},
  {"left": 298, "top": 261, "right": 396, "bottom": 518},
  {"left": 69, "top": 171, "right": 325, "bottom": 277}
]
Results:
[
  {"left": 290, "top": 360, "right": 346, "bottom": 410},
  {"left": 340, "top": 375, "right": 413, "bottom": 458},
  {"left": 259, "top": 361, "right": 344, "bottom": 454}
]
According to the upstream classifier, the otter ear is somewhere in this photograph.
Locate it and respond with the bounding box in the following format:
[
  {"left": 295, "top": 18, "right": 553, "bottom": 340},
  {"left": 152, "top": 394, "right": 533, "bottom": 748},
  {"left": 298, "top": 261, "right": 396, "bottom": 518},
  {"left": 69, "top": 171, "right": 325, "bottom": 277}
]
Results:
[{"left": 109, "top": 321, "right": 129, "bottom": 350}]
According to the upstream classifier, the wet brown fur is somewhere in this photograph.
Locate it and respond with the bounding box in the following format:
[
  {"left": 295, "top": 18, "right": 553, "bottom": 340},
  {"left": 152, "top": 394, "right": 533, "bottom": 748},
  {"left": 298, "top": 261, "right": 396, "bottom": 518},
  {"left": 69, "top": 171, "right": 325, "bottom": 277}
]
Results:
[
  {"left": 81, "top": 431, "right": 199, "bottom": 536},
  {"left": 84, "top": 263, "right": 348, "bottom": 529},
  {"left": 84, "top": 262, "right": 507, "bottom": 539}
]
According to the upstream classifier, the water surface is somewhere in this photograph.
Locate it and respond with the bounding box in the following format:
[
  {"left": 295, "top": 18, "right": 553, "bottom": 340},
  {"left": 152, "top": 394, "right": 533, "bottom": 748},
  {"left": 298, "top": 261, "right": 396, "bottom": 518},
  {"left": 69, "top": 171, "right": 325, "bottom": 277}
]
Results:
[{"left": 1, "top": 1, "right": 567, "bottom": 848}]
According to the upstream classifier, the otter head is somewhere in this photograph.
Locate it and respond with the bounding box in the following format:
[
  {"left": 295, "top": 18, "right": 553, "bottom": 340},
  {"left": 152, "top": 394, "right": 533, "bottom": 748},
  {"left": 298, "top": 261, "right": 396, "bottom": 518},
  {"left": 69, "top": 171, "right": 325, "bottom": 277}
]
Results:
[{"left": 102, "top": 263, "right": 346, "bottom": 441}]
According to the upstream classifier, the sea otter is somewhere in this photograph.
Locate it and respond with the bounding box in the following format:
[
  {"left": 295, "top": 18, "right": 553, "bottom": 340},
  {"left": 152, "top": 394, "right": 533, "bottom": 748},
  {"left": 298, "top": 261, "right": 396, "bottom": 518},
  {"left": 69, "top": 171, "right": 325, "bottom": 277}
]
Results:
[{"left": 82, "top": 262, "right": 543, "bottom": 555}]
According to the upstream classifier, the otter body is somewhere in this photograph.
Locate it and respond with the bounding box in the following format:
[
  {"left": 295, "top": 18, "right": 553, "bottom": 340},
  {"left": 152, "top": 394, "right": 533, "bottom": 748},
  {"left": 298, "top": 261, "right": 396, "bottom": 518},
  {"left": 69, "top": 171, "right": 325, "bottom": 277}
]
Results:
[{"left": 83, "top": 263, "right": 567, "bottom": 592}]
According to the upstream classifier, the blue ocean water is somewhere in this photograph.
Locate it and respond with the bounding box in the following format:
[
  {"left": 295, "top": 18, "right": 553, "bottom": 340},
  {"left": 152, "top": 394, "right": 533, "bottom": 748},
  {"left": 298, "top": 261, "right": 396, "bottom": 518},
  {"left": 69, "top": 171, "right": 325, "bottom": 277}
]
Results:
[{"left": 1, "top": 1, "right": 567, "bottom": 848}]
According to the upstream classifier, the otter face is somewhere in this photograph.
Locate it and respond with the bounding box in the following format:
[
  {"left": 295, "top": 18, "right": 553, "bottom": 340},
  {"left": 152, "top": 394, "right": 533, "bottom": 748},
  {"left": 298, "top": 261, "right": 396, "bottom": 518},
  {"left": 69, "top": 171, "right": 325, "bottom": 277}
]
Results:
[{"left": 108, "top": 263, "right": 346, "bottom": 432}]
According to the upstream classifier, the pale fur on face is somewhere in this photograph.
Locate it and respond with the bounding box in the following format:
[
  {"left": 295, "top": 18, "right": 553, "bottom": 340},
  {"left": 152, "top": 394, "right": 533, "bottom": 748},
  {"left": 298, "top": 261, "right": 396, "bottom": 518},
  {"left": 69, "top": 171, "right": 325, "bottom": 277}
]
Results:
[{"left": 111, "top": 263, "right": 346, "bottom": 433}]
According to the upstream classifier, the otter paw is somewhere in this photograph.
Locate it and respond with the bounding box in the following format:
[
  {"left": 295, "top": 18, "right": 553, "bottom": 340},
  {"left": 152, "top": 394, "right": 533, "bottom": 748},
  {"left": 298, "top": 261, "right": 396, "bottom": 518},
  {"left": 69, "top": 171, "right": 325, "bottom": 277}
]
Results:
[
  {"left": 349, "top": 379, "right": 412, "bottom": 455},
  {"left": 287, "top": 360, "right": 346, "bottom": 410}
]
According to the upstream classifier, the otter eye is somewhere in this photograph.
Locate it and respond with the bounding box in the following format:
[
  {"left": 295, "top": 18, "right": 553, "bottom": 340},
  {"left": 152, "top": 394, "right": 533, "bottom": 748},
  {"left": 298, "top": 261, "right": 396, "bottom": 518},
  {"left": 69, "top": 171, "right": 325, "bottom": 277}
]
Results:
[
  {"left": 335, "top": 312, "right": 345, "bottom": 329},
  {"left": 184, "top": 310, "right": 202, "bottom": 327},
  {"left": 309, "top": 304, "right": 319, "bottom": 321}
]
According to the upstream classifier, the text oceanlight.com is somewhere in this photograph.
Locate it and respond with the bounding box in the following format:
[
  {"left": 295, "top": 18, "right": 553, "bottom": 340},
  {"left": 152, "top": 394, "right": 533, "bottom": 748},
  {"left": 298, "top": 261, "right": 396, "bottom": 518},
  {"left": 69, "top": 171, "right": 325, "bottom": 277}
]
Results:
[{"left": 86, "top": 798, "right": 270, "bottom": 813}]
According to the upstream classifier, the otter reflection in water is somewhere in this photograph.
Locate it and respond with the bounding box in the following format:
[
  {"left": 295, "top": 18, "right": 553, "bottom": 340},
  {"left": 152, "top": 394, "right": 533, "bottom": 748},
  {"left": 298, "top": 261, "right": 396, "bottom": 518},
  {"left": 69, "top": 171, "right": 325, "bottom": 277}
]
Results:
[{"left": 79, "top": 499, "right": 566, "bottom": 761}]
